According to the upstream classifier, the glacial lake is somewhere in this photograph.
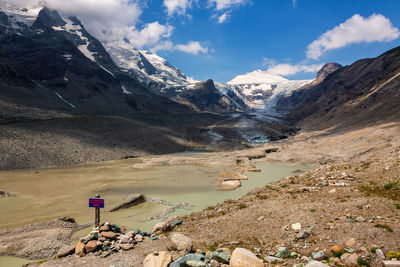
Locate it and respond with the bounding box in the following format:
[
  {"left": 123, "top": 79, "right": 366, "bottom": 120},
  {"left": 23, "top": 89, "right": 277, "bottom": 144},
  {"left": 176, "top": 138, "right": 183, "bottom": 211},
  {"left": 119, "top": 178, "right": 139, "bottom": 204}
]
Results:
[{"left": 0, "top": 157, "right": 311, "bottom": 231}]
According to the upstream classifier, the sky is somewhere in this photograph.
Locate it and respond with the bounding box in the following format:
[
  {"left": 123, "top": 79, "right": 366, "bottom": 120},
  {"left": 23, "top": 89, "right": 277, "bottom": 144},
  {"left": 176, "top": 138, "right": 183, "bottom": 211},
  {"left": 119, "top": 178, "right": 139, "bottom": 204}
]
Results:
[{"left": 4, "top": 0, "right": 400, "bottom": 82}]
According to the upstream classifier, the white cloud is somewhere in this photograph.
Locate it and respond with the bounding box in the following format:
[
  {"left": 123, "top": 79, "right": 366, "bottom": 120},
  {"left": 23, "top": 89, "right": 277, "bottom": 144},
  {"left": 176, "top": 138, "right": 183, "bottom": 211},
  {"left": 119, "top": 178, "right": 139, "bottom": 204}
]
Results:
[
  {"left": 292, "top": 0, "right": 297, "bottom": 8},
  {"left": 4, "top": 0, "right": 176, "bottom": 51},
  {"left": 208, "top": 0, "right": 248, "bottom": 10},
  {"left": 217, "top": 12, "right": 229, "bottom": 23},
  {"left": 151, "top": 40, "right": 175, "bottom": 52},
  {"left": 307, "top": 14, "right": 400, "bottom": 60},
  {"left": 176, "top": 41, "right": 208, "bottom": 55},
  {"left": 129, "top": 22, "right": 173, "bottom": 48},
  {"left": 163, "top": 0, "right": 192, "bottom": 16},
  {"left": 261, "top": 57, "right": 277, "bottom": 68},
  {"left": 267, "top": 63, "right": 324, "bottom": 76}
]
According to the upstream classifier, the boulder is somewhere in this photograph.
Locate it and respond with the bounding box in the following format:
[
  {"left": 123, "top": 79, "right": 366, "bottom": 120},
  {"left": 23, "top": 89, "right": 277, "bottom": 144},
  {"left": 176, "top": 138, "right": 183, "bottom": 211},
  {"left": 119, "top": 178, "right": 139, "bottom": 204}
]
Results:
[
  {"left": 331, "top": 245, "right": 343, "bottom": 254},
  {"left": 345, "top": 238, "right": 356, "bottom": 247},
  {"left": 101, "top": 231, "right": 118, "bottom": 239},
  {"left": 100, "top": 225, "right": 110, "bottom": 231},
  {"left": 170, "top": 254, "right": 207, "bottom": 267},
  {"left": 264, "top": 256, "right": 283, "bottom": 263},
  {"left": 220, "top": 180, "right": 241, "bottom": 190},
  {"left": 75, "top": 241, "right": 85, "bottom": 255},
  {"left": 170, "top": 233, "right": 193, "bottom": 253},
  {"left": 85, "top": 240, "right": 98, "bottom": 253},
  {"left": 376, "top": 249, "right": 385, "bottom": 260},
  {"left": 120, "top": 243, "right": 134, "bottom": 251},
  {"left": 211, "top": 251, "right": 230, "bottom": 264},
  {"left": 134, "top": 234, "right": 143, "bottom": 242},
  {"left": 153, "top": 221, "right": 172, "bottom": 233},
  {"left": 143, "top": 251, "right": 173, "bottom": 267},
  {"left": 291, "top": 223, "right": 302, "bottom": 230},
  {"left": 108, "top": 194, "right": 145, "bottom": 212},
  {"left": 296, "top": 231, "right": 310, "bottom": 239},
  {"left": 276, "top": 247, "right": 290, "bottom": 258},
  {"left": 230, "top": 248, "right": 264, "bottom": 267},
  {"left": 56, "top": 246, "right": 75, "bottom": 258},
  {"left": 343, "top": 253, "right": 359, "bottom": 267},
  {"left": 340, "top": 253, "right": 351, "bottom": 262},
  {"left": 312, "top": 251, "right": 326, "bottom": 261}
]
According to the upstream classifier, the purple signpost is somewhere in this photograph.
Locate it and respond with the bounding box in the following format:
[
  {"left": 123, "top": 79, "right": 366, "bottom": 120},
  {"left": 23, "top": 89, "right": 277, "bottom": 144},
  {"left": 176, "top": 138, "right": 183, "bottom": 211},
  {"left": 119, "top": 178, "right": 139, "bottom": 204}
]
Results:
[{"left": 89, "top": 194, "right": 104, "bottom": 227}]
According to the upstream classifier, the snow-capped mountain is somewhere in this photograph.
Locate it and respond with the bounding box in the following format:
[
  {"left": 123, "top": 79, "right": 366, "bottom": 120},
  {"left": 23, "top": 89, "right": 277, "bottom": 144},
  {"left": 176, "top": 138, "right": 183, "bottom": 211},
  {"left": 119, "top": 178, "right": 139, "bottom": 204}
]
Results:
[
  {"left": 0, "top": 6, "right": 188, "bottom": 115},
  {"left": 103, "top": 39, "right": 248, "bottom": 112},
  {"left": 227, "top": 69, "right": 312, "bottom": 109},
  {"left": 0, "top": 4, "right": 313, "bottom": 113}
]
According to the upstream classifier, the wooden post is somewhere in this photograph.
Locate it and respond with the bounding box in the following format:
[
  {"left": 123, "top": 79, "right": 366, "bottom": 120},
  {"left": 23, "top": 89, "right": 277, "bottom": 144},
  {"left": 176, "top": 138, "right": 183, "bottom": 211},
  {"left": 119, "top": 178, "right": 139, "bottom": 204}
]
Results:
[{"left": 95, "top": 194, "right": 100, "bottom": 227}]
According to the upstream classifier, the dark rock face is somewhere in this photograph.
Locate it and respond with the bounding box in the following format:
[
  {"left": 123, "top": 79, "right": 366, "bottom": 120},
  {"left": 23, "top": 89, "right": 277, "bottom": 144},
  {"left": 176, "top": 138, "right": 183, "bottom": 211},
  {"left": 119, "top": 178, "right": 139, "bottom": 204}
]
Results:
[
  {"left": 176, "top": 79, "right": 242, "bottom": 112},
  {"left": 277, "top": 47, "right": 400, "bottom": 128},
  {"left": 32, "top": 7, "right": 66, "bottom": 28}
]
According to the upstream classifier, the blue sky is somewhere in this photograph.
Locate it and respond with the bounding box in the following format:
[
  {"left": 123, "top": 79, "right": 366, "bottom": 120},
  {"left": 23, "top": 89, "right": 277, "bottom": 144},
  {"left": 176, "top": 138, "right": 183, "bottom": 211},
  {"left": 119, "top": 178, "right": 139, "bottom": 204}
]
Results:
[
  {"left": 137, "top": 0, "right": 400, "bottom": 82},
  {"left": 10, "top": 0, "right": 400, "bottom": 82}
]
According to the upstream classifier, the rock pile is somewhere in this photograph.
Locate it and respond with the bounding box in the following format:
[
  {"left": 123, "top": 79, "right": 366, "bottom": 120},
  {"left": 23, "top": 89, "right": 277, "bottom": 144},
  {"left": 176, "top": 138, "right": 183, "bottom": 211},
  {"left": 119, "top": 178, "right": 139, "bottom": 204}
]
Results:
[{"left": 74, "top": 222, "right": 155, "bottom": 258}]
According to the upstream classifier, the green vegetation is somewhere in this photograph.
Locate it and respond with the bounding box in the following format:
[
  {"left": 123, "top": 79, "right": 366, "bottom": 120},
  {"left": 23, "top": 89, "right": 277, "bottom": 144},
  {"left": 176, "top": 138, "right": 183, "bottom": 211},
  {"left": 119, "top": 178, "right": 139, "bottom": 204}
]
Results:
[
  {"left": 310, "top": 208, "right": 317, "bottom": 212},
  {"left": 395, "top": 204, "right": 400, "bottom": 209},
  {"left": 384, "top": 181, "right": 399, "bottom": 190},
  {"left": 358, "top": 257, "right": 370, "bottom": 266},
  {"left": 370, "top": 248, "right": 377, "bottom": 253},
  {"left": 374, "top": 224, "right": 393, "bottom": 232}
]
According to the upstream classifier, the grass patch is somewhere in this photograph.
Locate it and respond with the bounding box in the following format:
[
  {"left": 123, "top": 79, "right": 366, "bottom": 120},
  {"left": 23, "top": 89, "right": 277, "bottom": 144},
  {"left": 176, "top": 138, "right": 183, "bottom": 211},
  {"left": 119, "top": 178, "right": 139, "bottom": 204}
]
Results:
[
  {"left": 370, "top": 248, "right": 377, "bottom": 253},
  {"left": 310, "top": 208, "right": 317, "bottom": 212},
  {"left": 384, "top": 181, "right": 399, "bottom": 190},
  {"left": 374, "top": 224, "right": 393, "bottom": 232},
  {"left": 395, "top": 204, "right": 400, "bottom": 209},
  {"left": 358, "top": 257, "right": 369, "bottom": 266}
]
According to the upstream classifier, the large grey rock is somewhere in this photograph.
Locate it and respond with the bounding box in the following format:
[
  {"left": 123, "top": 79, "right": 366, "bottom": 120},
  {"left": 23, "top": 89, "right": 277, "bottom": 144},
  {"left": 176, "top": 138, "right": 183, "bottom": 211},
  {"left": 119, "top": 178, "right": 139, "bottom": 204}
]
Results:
[
  {"left": 211, "top": 251, "right": 230, "bottom": 264},
  {"left": 170, "top": 232, "right": 193, "bottom": 253},
  {"left": 143, "top": 251, "right": 172, "bottom": 267},
  {"left": 230, "top": 248, "right": 264, "bottom": 267},
  {"left": 170, "top": 254, "right": 207, "bottom": 267},
  {"left": 276, "top": 247, "right": 290, "bottom": 258},
  {"left": 108, "top": 194, "right": 145, "bottom": 212}
]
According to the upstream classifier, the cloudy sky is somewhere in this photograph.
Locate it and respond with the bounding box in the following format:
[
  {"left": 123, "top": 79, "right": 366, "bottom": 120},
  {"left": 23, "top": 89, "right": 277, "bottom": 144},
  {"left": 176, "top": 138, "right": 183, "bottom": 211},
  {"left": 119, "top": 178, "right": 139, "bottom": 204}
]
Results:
[{"left": 5, "top": 0, "right": 400, "bottom": 82}]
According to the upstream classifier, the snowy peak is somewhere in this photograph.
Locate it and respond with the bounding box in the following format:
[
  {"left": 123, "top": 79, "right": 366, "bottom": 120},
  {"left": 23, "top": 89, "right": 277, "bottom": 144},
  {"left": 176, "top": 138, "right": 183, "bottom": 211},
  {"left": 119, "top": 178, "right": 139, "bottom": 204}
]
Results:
[{"left": 227, "top": 69, "right": 288, "bottom": 85}]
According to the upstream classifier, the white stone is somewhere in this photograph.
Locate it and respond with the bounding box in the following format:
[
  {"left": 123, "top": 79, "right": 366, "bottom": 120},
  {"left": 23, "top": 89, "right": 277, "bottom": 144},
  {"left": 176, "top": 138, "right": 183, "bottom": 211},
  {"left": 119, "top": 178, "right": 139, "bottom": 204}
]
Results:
[
  {"left": 291, "top": 222, "right": 302, "bottom": 230},
  {"left": 230, "top": 248, "right": 264, "bottom": 267}
]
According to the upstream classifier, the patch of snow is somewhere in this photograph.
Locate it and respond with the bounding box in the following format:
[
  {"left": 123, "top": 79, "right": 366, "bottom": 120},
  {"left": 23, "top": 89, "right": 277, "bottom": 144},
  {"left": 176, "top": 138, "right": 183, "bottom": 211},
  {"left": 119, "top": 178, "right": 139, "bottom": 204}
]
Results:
[
  {"left": 62, "top": 54, "right": 72, "bottom": 60},
  {"left": 98, "top": 64, "right": 115, "bottom": 78},
  {"left": 121, "top": 85, "right": 132, "bottom": 94},
  {"left": 63, "top": 77, "right": 69, "bottom": 81},
  {"left": 227, "top": 69, "right": 288, "bottom": 85},
  {"left": 55, "top": 92, "right": 76, "bottom": 108}
]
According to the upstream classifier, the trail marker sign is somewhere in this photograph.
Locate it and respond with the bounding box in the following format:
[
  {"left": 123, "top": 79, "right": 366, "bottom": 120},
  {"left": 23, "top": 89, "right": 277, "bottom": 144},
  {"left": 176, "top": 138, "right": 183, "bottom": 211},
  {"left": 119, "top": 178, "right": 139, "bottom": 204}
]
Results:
[
  {"left": 89, "top": 194, "right": 103, "bottom": 227},
  {"left": 89, "top": 198, "right": 104, "bottom": 208}
]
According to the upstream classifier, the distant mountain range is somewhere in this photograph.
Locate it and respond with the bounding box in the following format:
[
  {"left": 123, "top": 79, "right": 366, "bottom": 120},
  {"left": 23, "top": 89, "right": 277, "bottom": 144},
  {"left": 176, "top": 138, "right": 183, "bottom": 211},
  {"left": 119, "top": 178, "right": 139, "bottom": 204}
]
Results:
[{"left": 0, "top": 5, "right": 314, "bottom": 114}]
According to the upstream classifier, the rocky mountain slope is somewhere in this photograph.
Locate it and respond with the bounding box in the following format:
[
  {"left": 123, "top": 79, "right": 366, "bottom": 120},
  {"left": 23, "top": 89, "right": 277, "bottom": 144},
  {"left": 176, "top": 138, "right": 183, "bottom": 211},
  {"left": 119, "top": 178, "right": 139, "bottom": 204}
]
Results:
[
  {"left": 0, "top": 7, "right": 188, "bottom": 117},
  {"left": 277, "top": 48, "right": 400, "bottom": 129}
]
